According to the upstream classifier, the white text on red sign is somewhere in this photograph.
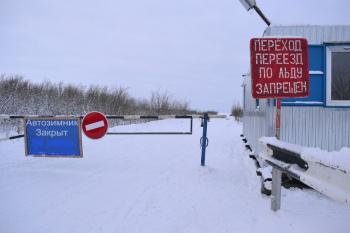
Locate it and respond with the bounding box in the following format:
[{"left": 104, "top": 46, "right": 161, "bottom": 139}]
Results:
[{"left": 250, "top": 38, "right": 309, "bottom": 99}]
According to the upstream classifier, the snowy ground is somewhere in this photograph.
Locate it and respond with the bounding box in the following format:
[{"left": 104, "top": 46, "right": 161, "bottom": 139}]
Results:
[{"left": 1, "top": 117, "right": 349, "bottom": 233}]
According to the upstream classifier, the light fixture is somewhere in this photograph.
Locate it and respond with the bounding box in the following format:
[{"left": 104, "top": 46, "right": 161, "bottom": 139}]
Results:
[{"left": 239, "top": 0, "right": 256, "bottom": 11}]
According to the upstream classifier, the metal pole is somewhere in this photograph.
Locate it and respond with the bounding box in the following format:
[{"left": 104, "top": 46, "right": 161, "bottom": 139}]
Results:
[
  {"left": 252, "top": 5, "right": 271, "bottom": 26},
  {"left": 271, "top": 98, "right": 282, "bottom": 211},
  {"left": 275, "top": 98, "right": 281, "bottom": 139},
  {"left": 201, "top": 113, "right": 208, "bottom": 166},
  {"left": 271, "top": 167, "right": 282, "bottom": 211},
  {"left": 0, "top": 134, "right": 24, "bottom": 141}
]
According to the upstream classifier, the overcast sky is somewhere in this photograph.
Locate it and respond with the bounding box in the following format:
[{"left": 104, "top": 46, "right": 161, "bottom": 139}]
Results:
[{"left": 1, "top": 0, "right": 349, "bottom": 112}]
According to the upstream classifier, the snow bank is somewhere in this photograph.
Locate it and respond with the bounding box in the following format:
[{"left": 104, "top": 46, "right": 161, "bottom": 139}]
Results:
[{"left": 301, "top": 147, "right": 350, "bottom": 173}]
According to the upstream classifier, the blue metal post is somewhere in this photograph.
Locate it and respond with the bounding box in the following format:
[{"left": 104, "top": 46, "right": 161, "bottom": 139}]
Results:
[{"left": 201, "top": 113, "right": 208, "bottom": 166}]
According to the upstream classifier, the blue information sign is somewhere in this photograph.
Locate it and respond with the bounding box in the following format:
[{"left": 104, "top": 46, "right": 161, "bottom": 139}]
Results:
[{"left": 24, "top": 117, "right": 83, "bottom": 157}]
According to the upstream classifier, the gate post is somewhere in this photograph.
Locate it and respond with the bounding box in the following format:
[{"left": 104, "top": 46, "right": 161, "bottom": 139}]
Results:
[{"left": 201, "top": 113, "right": 208, "bottom": 166}]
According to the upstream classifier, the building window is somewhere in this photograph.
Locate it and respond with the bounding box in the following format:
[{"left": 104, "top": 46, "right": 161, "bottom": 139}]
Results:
[{"left": 326, "top": 45, "right": 350, "bottom": 106}]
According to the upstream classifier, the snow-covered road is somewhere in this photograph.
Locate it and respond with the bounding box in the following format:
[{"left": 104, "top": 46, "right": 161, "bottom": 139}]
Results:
[{"left": 1, "top": 117, "right": 349, "bottom": 233}]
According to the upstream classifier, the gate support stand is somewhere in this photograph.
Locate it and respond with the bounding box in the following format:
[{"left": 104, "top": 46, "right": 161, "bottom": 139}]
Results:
[
  {"left": 200, "top": 113, "right": 209, "bottom": 166},
  {"left": 271, "top": 98, "right": 282, "bottom": 211}
]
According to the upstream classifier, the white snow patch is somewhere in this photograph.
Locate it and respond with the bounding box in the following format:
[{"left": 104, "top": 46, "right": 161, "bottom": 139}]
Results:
[
  {"left": 1, "top": 119, "right": 349, "bottom": 233},
  {"left": 301, "top": 147, "right": 350, "bottom": 173}
]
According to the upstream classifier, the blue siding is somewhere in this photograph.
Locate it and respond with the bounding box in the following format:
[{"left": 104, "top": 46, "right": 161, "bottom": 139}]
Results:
[
  {"left": 282, "top": 74, "right": 324, "bottom": 105},
  {"left": 309, "top": 74, "right": 324, "bottom": 102},
  {"left": 309, "top": 45, "right": 324, "bottom": 71},
  {"left": 282, "top": 44, "right": 325, "bottom": 106}
]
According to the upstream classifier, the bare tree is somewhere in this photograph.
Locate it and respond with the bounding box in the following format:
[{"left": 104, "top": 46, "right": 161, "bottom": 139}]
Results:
[
  {"left": 230, "top": 99, "right": 243, "bottom": 122},
  {"left": 150, "top": 89, "right": 172, "bottom": 115},
  {"left": 331, "top": 52, "right": 350, "bottom": 100},
  {"left": 332, "top": 63, "right": 350, "bottom": 100}
]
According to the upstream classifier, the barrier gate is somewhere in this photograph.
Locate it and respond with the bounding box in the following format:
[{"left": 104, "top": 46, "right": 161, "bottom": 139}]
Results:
[{"left": 0, "top": 114, "right": 226, "bottom": 165}]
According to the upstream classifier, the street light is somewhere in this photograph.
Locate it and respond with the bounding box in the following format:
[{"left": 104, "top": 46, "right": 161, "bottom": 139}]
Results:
[{"left": 239, "top": 0, "right": 271, "bottom": 26}]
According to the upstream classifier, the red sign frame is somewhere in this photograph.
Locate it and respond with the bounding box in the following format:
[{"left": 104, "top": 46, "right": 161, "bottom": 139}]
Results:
[
  {"left": 250, "top": 38, "right": 310, "bottom": 99},
  {"left": 82, "top": 112, "right": 108, "bottom": 139}
]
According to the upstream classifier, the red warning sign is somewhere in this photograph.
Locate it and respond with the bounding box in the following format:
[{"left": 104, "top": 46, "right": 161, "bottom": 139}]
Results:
[
  {"left": 82, "top": 112, "right": 108, "bottom": 139},
  {"left": 250, "top": 38, "right": 310, "bottom": 99}
]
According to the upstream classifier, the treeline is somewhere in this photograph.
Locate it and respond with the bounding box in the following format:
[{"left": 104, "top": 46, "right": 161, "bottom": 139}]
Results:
[{"left": 1, "top": 74, "right": 214, "bottom": 134}]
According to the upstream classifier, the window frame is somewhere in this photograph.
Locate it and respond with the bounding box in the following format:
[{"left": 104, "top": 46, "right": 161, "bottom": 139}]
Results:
[{"left": 326, "top": 45, "right": 350, "bottom": 107}]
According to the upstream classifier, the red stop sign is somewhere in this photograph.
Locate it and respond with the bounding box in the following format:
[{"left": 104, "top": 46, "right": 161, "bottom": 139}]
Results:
[{"left": 82, "top": 112, "right": 108, "bottom": 139}]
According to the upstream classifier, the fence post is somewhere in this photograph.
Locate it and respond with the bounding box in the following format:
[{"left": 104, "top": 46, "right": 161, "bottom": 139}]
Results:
[
  {"left": 271, "top": 167, "right": 282, "bottom": 211},
  {"left": 201, "top": 113, "right": 208, "bottom": 166}
]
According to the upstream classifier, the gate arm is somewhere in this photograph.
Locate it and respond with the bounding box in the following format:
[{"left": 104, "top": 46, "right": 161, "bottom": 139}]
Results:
[{"left": 0, "top": 134, "right": 24, "bottom": 141}]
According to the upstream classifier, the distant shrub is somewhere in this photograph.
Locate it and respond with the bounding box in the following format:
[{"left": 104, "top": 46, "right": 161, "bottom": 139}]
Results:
[{"left": 230, "top": 100, "right": 243, "bottom": 122}]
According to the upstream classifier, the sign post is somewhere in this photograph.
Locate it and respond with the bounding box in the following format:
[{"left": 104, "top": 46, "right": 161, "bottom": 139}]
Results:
[
  {"left": 82, "top": 111, "right": 108, "bottom": 140},
  {"left": 275, "top": 98, "right": 281, "bottom": 139},
  {"left": 250, "top": 37, "right": 310, "bottom": 211}
]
